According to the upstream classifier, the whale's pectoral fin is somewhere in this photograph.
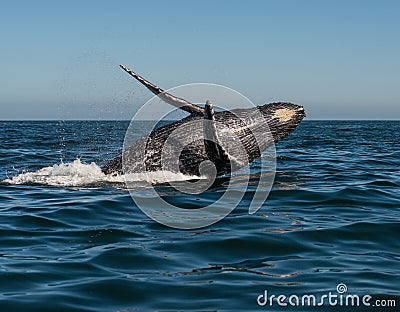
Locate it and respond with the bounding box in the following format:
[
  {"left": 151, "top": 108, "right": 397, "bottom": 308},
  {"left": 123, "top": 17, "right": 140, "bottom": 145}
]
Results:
[
  {"left": 203, "top": 101, "right": 232, "bottom": 175},
  {"left": 119, "top": 64, "right": 204, "bottom": 116}
]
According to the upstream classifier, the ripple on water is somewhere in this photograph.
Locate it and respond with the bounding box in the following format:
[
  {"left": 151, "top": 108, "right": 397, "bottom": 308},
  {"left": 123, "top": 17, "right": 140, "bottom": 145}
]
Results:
[{"left": 0, "top": 121, "right": 399, "bottom": 311}]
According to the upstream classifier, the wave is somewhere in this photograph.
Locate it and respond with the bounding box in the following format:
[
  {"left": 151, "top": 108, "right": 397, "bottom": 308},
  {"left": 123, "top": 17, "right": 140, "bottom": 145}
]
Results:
[{"left": 2, "top": 159, "right": 198, "bottom": 187}]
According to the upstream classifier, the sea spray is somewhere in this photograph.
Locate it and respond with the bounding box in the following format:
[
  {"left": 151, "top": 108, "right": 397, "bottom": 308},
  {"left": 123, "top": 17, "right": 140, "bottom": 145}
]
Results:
[{"left": 3, "top": 158, "right": 199, "bottom": 187}]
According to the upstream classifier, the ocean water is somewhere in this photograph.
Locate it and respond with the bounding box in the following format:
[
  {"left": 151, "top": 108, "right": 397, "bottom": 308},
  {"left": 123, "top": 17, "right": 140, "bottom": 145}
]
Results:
[{"left": 0, "top": 120, "right": 399, "bottom": 311}]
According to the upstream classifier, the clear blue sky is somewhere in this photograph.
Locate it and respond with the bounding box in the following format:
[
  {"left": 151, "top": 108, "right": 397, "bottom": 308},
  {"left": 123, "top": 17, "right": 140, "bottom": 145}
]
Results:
[{"left": 1, "top": 0, "right": 399, "bottom": 119}]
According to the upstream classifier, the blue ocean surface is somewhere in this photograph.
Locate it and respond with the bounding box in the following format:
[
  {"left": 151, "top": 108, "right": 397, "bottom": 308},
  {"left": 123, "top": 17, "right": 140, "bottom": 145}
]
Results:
[{"left": 0, "top": 120, "right": 399, "bottom": 311}]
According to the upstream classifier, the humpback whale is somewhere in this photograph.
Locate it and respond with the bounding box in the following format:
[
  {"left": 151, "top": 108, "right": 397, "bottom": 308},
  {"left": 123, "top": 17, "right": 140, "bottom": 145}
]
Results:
[{"left": 101, "top": 65, "right": 305, "bottom": 177}]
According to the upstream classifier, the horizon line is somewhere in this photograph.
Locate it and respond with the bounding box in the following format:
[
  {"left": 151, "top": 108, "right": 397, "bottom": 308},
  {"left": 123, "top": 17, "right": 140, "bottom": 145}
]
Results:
[{"left": 1, "top": 118, "right": 400, "bottom": 122}]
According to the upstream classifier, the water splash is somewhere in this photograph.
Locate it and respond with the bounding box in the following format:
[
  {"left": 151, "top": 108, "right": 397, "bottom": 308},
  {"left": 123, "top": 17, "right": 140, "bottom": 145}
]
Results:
[{"left": 3, "top": 159, "right": 198, "bottom": 187}]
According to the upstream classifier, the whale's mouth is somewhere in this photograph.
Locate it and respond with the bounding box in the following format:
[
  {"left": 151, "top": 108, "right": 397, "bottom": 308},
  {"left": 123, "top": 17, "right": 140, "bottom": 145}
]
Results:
[{"left": 2, "top": 159, "right": 200, "bottom": 187}]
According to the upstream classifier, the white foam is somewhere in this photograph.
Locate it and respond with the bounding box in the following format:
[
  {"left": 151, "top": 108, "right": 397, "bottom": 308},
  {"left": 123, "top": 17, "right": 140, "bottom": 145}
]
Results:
[{"left": 3, "top": 159, "right": 197, "bottom": 187}]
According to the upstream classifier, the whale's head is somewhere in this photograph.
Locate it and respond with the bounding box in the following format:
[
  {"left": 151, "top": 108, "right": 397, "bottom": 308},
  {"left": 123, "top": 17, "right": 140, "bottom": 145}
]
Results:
[{"left": 258, "top": 102, "right": 306, "bottom": 142}]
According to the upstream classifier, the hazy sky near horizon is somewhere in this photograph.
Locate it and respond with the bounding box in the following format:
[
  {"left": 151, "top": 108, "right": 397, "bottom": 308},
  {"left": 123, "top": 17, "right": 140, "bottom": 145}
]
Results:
[{"left": 1, "top": 0, "right": 399, "bottom": 119}]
